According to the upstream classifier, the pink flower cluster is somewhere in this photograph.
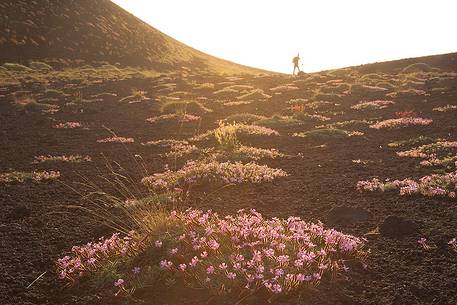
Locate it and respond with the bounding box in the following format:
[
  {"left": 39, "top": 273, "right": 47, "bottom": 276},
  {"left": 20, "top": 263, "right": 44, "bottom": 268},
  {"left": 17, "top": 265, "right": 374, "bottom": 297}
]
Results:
[
  {"left": 53, "top": 122, "right": 82, "bottom": 129},
  {"left": 449, "top": 238, "right": 457, "bottom": 252},
  {"left": 141, "top": 160, "right": 288, "bottom": 191},
  {"left": 165, "top": 143, "right": 199, "bottom": 158},
  {"left": 351, "top": 100, "right": 394, "bottom": 110},
  {"left": 356, "top": 178, "right": 385, "bottom": 192},
  {"left": 369, "top": 117, "right": 433, "bottom": 129},
  {"left": 357, "top": 171, "right": 457, "bottom": 198},
  {"left": 420, "top": 156, "right": 457, "bottom": 168},
  {"left": 396, "top": 141, "right": 457, "bottom": 167},
  {"left": 156, "top": 209, "right": 365, "bottom": 294},
  {"left": 33, "top": 154, "right": 92, "bottom": 164},
  {"left": 97, "top": 136, "right": 134, "bottom": 144},
  {"left": 234, "top": 146, "right": 283, "bottom": 160},
  {"left": 32, "top": 170, "right": 61, "bottom": 182},
  {"left": 56, "top": 233, "right": 144, "bottom": 283}
]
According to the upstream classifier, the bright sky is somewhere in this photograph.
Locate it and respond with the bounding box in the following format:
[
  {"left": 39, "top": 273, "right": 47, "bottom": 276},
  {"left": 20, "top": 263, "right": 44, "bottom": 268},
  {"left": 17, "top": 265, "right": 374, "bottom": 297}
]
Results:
[{"left": 111, "top": 0, "right": 457, "bottom": 73}]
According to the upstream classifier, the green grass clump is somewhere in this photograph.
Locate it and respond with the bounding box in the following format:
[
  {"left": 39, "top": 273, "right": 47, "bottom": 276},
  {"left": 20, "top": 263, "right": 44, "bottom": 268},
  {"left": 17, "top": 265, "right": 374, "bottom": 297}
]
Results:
[
  {"left": 29, "top": 61, "right": 53, "bottom": 71},
  {"left": 237, "top": 89, "right": 271, "bottom": 101},
  {"left": 160, "top": 100, "right": 212, "bottom": 115},
  {"left": 402, "top": 63, "right": 437, "bottom": 73},
  {"left": 292, "top": 112, "right": 330, "bottom": 122},
  {"left": 287, "top": 98, "right": 308, "bottom": 105},
  {"left": 312, "top": 92, "right": 342, "bottom": 102},
  {"left": 224, "top": 113, "right": 266, "bottom": 124},
  {"left": 2, "top": 63, "right": 33, "bottom": 72},
  {"left": 319, "top": 83, "right": 350, "bottom": 94},
  {"left": 44, "top": 89, "right": 65, "bottom": 98},
  {"left": 255, "top": 115, "right": 302, "bottom": 128},
  {"left": 376, "top": 81, "right": 396, "bottom": 90},
  {"left": 14, "top": 97, "right": 57, "bottom": 113},
  {"left": 293, "top": 128, "right": 349, "bottom": 139},
  {"left": 387, "top": 136, "right": 438, "bottom": 148},
  {"left": 317, "top": 119, "right": 372, "bottom": 129}
]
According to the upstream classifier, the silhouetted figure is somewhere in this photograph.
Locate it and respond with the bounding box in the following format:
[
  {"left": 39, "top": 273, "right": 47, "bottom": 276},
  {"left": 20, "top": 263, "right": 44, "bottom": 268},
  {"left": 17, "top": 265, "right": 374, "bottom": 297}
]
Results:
[{"left": 292, "top": 54, "right": 301, "bottom": 75}]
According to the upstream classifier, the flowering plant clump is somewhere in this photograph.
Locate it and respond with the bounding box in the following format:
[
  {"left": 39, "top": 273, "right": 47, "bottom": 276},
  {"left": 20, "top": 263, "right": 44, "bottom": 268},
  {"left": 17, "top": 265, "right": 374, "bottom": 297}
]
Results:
[
  {"left": 387, "top": 136, "right": 437, "bottom": 148},
  {"left": 236, "top": 89, "right": 272, "bottom": 101},
  {"left": 154, "top": 209, "right": 365, "bottom": 295},
  {"left": 213, "top": 87, "right": 239, "bottom": 96},
  {"left": 395, "top": 111, "right": 418, "bottom": 118},
  {"left": 54, "top": 122, "right": 82, "bottom": 129},
  {"left": 293, "top": 128, "right": 361, "bottom": 138},
  {"left": 352, "top": 84, "right": 388, "bottom": 93},
  {"left": 223, "top": 101, "right": 252, "bottom": 106},
  {"left": 351, "top": 100, "right": 394, "bottom": 110},
  {"left": 292, "top": 113, "right": 331, "bottom": 122},
  {"left": 32, "top": 170, "right": 61, "bottom": 182},
  {"left": 56, "top": 209, "right": 365, "bottom": 297},
  {"left": 396, "top": 141, "right": 457, "bottom": 168},
  {"left": 369, "top": 117, "right": 432, "bottom": 129},
  {"left": 397, "top": 141, "right": 457, "bottom": 158},
  {"left": 269, "top": 84, "right": 300, "bottom": 92},
  {"left": 97, "top": 136, "right": 134, "bottom": 144},
  {"left": 433, "top": 104, "right": 457, "bottom": 112},
  {"left": 316, "top": 119, "right": 372, "bottom": 130},
  {"left": 232, "top": 146, "right": 284, "bottom": 160},
  {"left": 357, "top": 170, "right": 457, "bottom": 198},
  {"left": 142, "top": 139, "right": 189, "bottom": 147},
  {"left": 287, "top": 98, "right": 308, "bottom": 104},
  {"left": 449, "top": 238, "right": 457, "bottom": 252},
  {"left": 146, "top": 113, "right": 200, "bottom": 124},
  {"left": 164, "top": 143, "right": 199, "bottom": 158},
  {"left": 141, "top": 160, "right": 288, "bottom": 192},
  {"left": 56, "top": 232, "right": 145, "bottom": 284},
  {"left": 420, "top": 156, "right": 457, "bottom": 168},
  {"left": 303, "top": 101, "right": 334, "bottom": 110},
  {"left": 33, "top": 154, "right": 92, "bottom": 164},
  {"left": 0, "top": 170, "right": 60, "bottom": 184},
  {"left": 191, "top": 123, "right": 279, "bottom": 142}
]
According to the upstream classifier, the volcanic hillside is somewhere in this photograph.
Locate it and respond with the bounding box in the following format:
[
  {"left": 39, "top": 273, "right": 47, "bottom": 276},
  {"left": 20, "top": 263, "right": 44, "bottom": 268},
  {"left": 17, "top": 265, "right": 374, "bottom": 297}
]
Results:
[{"left": 0, "top": 0, "right": 261, "bottom": 74}]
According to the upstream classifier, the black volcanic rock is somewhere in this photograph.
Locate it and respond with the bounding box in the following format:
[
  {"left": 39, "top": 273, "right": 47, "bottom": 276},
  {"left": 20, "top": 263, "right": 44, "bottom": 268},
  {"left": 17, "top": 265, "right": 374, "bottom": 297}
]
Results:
[
  {"left": 326, "top": 206, "right": 372, "bottom": 225},
  {"left": 379, "top": 215, "right": 419, "bottom": 238}
]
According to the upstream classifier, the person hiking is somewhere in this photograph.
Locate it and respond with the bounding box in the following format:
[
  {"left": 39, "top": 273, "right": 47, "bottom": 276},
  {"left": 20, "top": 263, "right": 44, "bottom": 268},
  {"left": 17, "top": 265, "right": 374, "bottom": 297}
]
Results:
[{"left": 292, "top": 53, "right": 301, "bottom": 75}]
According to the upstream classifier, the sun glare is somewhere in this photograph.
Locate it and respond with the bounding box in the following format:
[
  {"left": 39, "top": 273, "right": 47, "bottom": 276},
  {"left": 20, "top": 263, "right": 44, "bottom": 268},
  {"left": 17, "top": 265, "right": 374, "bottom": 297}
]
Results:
[{"left": 111, "top": 0, "right": 457, "bottom": 73}]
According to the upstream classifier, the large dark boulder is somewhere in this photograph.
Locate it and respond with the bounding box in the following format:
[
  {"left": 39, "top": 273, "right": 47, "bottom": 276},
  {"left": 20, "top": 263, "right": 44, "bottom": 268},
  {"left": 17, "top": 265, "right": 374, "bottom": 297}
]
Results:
[
  {"left": 326, "top": 206, "right": 372, "bottom": 225},
  {"left": 379, "top": 215, "right": 419, "bottom": 238}
]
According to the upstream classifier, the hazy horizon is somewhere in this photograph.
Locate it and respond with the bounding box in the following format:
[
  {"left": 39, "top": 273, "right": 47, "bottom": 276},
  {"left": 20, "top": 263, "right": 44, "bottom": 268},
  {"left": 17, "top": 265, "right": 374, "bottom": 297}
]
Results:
[{"left": 111, "top": 0, "right": 457, "bottom": 73}]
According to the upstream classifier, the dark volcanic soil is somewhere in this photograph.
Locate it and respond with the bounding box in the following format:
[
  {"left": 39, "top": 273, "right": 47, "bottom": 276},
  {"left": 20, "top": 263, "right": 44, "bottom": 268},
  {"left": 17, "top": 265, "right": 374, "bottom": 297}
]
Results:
[{"left": 1, "top": 67, "right": 457, "bottom": 305}]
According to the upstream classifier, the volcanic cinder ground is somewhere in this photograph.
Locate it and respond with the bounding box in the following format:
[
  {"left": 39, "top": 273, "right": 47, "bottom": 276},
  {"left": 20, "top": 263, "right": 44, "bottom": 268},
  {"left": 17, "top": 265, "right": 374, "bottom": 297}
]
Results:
[{"left": 1, "top": 1, "right": 457, "bottom": 305}]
